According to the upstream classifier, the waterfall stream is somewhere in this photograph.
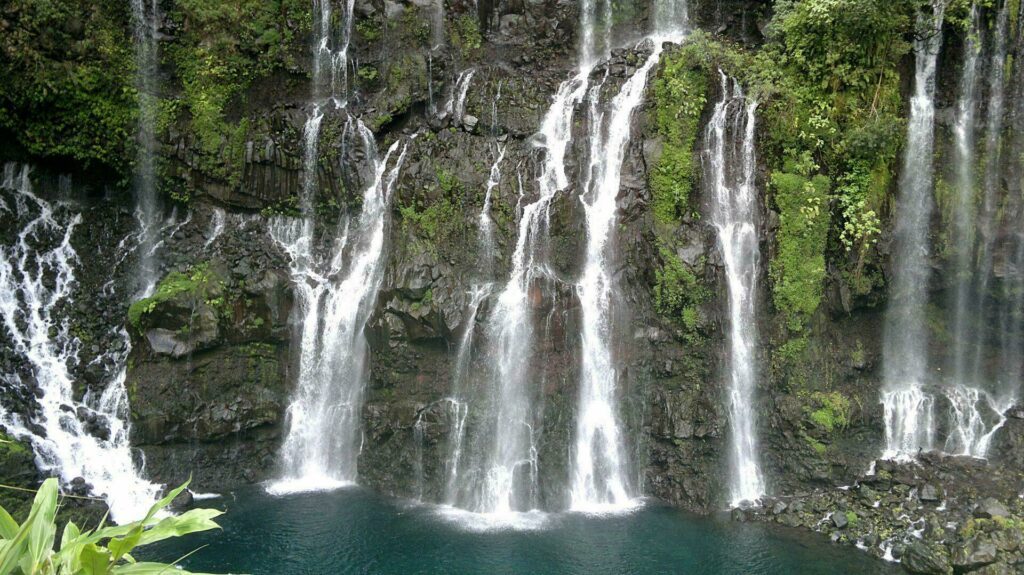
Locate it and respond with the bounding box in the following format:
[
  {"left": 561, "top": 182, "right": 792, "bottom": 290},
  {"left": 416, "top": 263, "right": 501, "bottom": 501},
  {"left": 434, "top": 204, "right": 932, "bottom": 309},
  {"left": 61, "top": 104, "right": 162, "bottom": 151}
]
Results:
[
  {"left": 269, "top": 0, "right": 410, "bottom": 493},
  {"left": 884, "top": 0, "right": 1017, "bottom": 461},
  {"left": 704, "top": 73, "right": 765, "bottom": 507},
  {"left": 130, "top": 0, "right": 162, "bottom": 295},
  {"left": 0, "top": 164, "right": 162, "bottom": 523},
  {"left": 881, "top": 1, "right": 948, "bottom": 460},
  {"left": 269, "top": 130, "right": 409, "bottom": 494},
  {"left": 570, "top": 39, "right": 680, "bottom": 513}
]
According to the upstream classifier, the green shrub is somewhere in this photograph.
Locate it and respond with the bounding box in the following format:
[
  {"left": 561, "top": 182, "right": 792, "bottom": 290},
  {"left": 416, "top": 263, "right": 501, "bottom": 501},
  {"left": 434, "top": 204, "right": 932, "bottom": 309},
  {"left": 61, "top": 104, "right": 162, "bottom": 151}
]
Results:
[
  {"left": 127, "top": 264, "right": 218, "bottom": 329},
  {"left": 0, "top": 478, "right": 226, "bottom": 575},
  {"left": 769, "top": 157, "right": 831, "bottom": 331},
  {"left": 650, "top": 47, "right": 707, "bottom": 225}
]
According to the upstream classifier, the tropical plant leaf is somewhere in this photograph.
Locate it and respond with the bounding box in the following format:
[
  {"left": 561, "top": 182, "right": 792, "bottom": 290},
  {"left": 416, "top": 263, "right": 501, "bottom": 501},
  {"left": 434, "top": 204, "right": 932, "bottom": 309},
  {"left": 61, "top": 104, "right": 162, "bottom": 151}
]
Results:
[{"left": 135, "top": 509, "right": 223, "bottom": 547}]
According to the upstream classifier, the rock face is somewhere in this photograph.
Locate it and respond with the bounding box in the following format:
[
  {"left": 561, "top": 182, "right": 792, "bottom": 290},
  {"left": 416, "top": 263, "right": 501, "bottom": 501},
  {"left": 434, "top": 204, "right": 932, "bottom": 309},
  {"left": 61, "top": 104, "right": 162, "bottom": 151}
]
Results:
[{"left": 125, "top": 208, "right": 293, "bottom": 489}]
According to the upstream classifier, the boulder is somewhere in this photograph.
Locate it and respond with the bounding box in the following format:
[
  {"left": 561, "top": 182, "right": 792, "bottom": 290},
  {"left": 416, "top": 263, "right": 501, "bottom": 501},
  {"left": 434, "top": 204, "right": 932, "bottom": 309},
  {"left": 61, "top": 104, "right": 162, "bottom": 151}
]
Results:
[
  {"left": 902, "top": 542, "right": 952, "bottom": 575},
  {"left": 951, "top": 537, "right": 998, "bottom": 571},
  {"left": 973, "top": 498, "right": 1010, "bottom": 519}
]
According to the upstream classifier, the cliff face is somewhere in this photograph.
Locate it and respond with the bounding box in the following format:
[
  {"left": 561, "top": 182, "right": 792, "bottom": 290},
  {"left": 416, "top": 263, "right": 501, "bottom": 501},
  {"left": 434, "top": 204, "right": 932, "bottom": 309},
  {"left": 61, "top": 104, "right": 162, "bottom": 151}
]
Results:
[{"left": 3, "top": 0, "right": 1024, "bottom": 571}]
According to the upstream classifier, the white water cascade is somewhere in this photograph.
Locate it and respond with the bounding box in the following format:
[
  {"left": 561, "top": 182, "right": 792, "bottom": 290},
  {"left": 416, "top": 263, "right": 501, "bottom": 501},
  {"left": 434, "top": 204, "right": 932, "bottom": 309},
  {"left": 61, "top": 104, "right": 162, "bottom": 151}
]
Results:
[
  {"left": 948, "top": 3, "right": 981, "bottom": 390},
  {"left": 269, "top": 0, "right": 410, "bottom": 493},
  {"left": 130, "top": 0, "right": 163, "bottom": 294},
  {"left": 703, "top": 73, "right": 765, "bottom": 507},
  {"left": 880, "top": 1, "right": 948, "bottom": 460},
  {"left": 446, "top": 1, "right": 604, "bottom": 515},
  {"left": 0, "top": 164, "right": 162, "bottom": 522},
  {"left": 570, "top": 32, "right": 685, "bottom": 511},
  {"left": 939, "top": 0, "right": 1017, "bottom": 459},
  {"left": 269, "top": 130, "right": 409, "bottom": 493}
]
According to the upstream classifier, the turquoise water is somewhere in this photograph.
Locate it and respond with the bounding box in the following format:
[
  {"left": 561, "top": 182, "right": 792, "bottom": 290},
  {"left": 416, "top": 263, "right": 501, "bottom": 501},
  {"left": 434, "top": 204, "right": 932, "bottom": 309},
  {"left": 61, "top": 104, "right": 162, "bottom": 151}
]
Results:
[{"left": 146, "top": 487, "right": 895, "bottom": 574}]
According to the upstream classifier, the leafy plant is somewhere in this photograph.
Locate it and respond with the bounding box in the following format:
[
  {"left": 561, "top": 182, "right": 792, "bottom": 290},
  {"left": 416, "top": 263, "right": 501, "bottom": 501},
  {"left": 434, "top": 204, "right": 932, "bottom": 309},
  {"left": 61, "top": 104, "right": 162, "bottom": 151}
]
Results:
[{"left": 0, "top": 478, "right": 228, "bottom": 574}]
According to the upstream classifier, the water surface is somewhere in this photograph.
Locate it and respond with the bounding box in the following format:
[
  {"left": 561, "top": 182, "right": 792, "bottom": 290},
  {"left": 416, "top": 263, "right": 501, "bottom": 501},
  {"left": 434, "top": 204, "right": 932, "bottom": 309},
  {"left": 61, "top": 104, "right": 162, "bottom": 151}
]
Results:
[{"left": 146, "top": 487, "right": 896, "bottom": 574}]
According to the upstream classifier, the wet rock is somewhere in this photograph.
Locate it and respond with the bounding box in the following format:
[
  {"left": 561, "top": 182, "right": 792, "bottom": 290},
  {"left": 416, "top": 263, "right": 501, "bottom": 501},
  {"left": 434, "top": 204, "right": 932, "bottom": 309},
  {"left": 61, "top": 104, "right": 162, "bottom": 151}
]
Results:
[
  {"left": 919, "top": 484, "right": 940, "bottom": 502},
  {"left": 771, "top": 500, "right": 787, "bottom": 515},
  {"left": 170, "top": 488, "right": 194, "bottom": 511},
  {"left": 902, "top": 541, "right": 952, "bottom": 574},
  {"left": 831, "top": 511, "right": 849, "bottom": 529},
  {"left": 951, "top": 537, "right": 998, "bottom": 571},
  {"left": 973, "top": 498, "right": 1010, "bottom": 519}
]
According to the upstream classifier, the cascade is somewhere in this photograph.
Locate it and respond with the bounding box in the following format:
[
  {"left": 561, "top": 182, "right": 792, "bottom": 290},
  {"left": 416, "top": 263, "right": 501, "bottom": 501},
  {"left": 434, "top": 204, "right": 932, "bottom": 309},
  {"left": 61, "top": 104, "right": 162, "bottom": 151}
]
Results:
[
  {"left": 130, "top": 0, "right": 163, "bottom": 294},
  {"left": 445, "top": 0, "right": 606, "bottom": 516},
  {"left": 445, "top": 69, "right": 477, "bottom": 124},
  {"left": 0, "top": 164, "right": 162, "bottom": 523},
  {"left": 478, "top": 144, "right": 506, "bottom": 276},
  {"left": 881, "top": 1, "right": 948, "bottom": 460},
  {"left": 270, "top": 0, "right": 409, "bottom": 492},
  {"left": 948, "top": 3, "right": 981, "bottom": 390},
  {"left": 570, "top": 34, "right": 686, "bottom": 513},
  {"left": 704, "top": 73, "right": 765, "bottom": 507},
  {"left": 569, "top": 0, "right": 690, "bottom": 512},
  {"left": 269, "top": 128, "right": 409, "bottom": 494},
  {"left": 444, "top": 285, "right": 492, "bottom": 505},
  {"left": 887, "top": 0, "right": 1017, "bottom": 461},
  {"left": 999, "top": 2, "right": 1024, "bottom": 408}
]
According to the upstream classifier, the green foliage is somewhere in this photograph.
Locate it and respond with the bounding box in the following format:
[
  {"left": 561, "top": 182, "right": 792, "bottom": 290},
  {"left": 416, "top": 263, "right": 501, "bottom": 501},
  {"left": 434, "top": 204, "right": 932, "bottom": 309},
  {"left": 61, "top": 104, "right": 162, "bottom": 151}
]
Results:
[
  {"left": 769, "top": 157, "right": 831, "bottom": 331},
  {"left": 165, "top": 0, "right": 309, "bottom": 186},
  {"left": 806, "top": 391, "right": 852, "bottom": 433},
  {"left": 127, "top": 263, "right": 217, "bottom": 329},
  {"left": 653, "top": 247, "right": 710, "bottom": 342},
  {"left": 650, "top": 47, "right": 708, "bottom": 225},
  {"left": 355, "top": 18, "right": 382, "bottom": 42},
  {"left": 0, "top": 0, "right": 136, "bottom": 176},
  {"left": 449, "top": 15, "right": 482, "bottom": 58},
  {"left": 0, "top": 478, "right": 226, "bottom": 575}
]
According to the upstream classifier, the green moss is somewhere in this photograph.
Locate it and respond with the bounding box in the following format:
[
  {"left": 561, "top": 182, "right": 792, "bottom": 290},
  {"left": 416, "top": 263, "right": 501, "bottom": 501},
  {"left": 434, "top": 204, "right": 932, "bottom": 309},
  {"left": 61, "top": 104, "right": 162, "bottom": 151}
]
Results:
[
  {"left": 650, "top": 47, "right": 707, "bottom": 225},
  {"left": 806, "top": 391, "right": 852, "bottom": 433},
  {"left": 769, "top": 158, "right": 831, "bottom": 332},
  {"left": 449, "top": 15, "right": 482, "bottom": 58},
  {"left": 845, "top": 511, "right": 858, "bottom": 526},
  {"left": 355, "top": 18, "right": 382, "bottom": 42},
  {"left": 803, "top": 432, "right": 827, "bottom": 455},
  {"left": 165, "top": 0, "right": 310, "bottom": 187},
  {"left": 653, "top": 246, "right": 710, "bottom": 343},
  {"left": 127, "top": 263, "right": 217, "bottom": 329}
]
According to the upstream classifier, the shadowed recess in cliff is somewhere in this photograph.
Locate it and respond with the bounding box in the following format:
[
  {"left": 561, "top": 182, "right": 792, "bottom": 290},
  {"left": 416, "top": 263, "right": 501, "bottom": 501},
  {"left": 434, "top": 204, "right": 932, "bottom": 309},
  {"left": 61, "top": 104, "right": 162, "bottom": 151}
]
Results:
[
  {"left": 0, "top": 163, "right": 162, "bottom": 523},
  {"left": 703, "top": 72, "right": 765, "bottom": 507}
]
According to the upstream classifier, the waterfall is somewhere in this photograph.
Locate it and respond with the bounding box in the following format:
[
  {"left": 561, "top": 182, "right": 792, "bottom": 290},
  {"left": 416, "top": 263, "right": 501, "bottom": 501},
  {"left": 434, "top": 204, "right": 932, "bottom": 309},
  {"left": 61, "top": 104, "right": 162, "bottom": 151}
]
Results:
[
  {"left": 704, "top": 73, "right": 765, "bottom": 507},
  {"left": 886, "top": 0, "right": 1016, "bottom": 461},
  {"left": 568, "top": 0, "right": 691, "bottom": 512},
  {"left": 445, "top": 0, "right": 603, "bottom": 515},
  {"left": 269, "top": 130, "right": 409, "bottom": 493},
  {"left": 570, "top": 38, "right": 684, "bottom": 512},
  {"left": 948, "top": 3, "right": 981, "bottom": 390},
  {"left": 0, "top": 164, "right": 162, "bottom": 523},
  {"left": 445, "top": 69, "right": 477, "bottom": 125},
  {"left": 478, "top": 144, "right": 506, "bottom": 276},
  {"left": 939, "top": 0, "right": 1016, "bottom": 458},
  {"left": 444, "top": 285, "right": 492, "bottom": 504},
  {"left": 880, "top": 1, "right": 947, "bottom": 460},
  {"left": 269, "top": 0, "right": 411, "bottom": 493},
  {"left": 1000, "top": 1, "right": 1024, "bottom": 410},
  {"left": 130, "top": 0, "right": 162, "bottom": 294}
]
